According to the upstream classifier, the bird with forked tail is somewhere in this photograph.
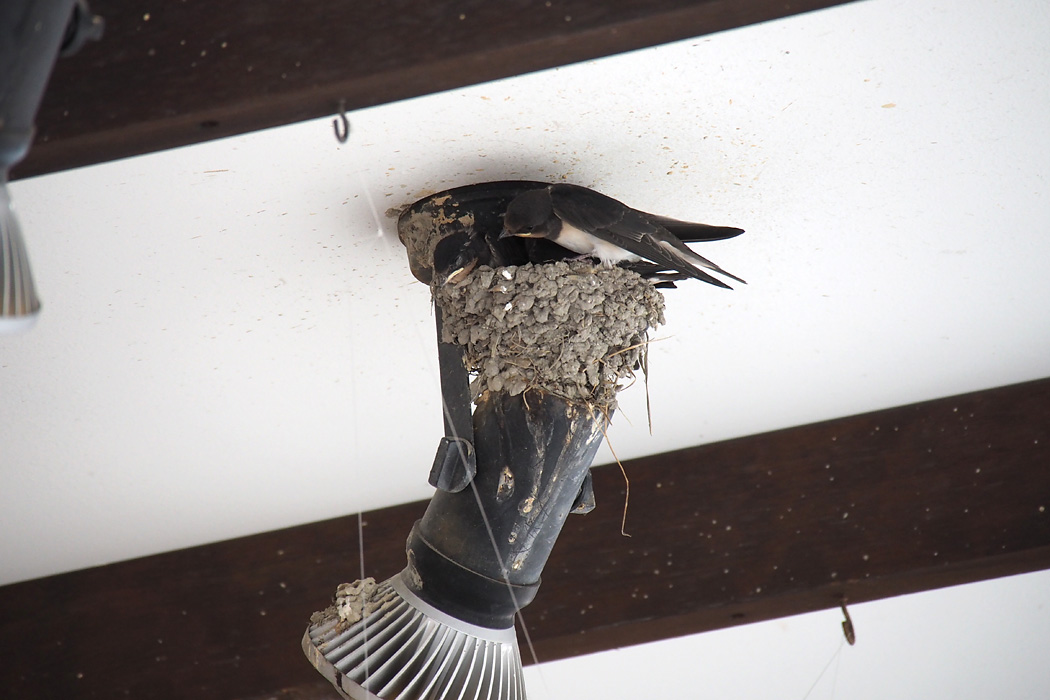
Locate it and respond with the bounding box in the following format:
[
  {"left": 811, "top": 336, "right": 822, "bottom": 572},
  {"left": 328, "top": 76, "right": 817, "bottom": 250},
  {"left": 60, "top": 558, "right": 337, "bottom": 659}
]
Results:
[{"left": 499, "top": 183, "right": 745, "bottom": 290}]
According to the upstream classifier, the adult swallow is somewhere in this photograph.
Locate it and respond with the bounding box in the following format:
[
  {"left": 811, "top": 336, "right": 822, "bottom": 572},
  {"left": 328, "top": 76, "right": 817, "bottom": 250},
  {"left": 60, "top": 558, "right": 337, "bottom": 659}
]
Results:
[
  {"left": 500, "top": 183, "right": 745, "bottom": 289},
  {"left": 434, "top": 228, "right": 709, "bottom": 289}
]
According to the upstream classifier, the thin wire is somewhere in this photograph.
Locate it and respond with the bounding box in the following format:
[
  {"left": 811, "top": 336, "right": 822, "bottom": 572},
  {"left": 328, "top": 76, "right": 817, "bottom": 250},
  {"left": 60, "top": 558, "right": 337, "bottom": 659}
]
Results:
[
  {"left": 800, "top": 637, "right": 845, "bottom": 700},
  {"left": 348, "top": 154, "right": 383, "bottom": 689},
  {"left": 412, "top": 319, "right": 554, "bottom": 697},
  {"left": 433, "top": 375, "right": 543, "bottom": 668},
  {"left": 354, "top": 169, "right": 386, "bottom": 238},
  {"left": 465, "top": 477, "right": 543, "bottom": 666},
  {"left": 830, "top": 640, "right": 844, "bottom": 700},
  {"left": 357, "top": 510, "right": 370, "bottom": 684},
  {"left": 357, "top": 512, "right": 367, "bottom": 581}
]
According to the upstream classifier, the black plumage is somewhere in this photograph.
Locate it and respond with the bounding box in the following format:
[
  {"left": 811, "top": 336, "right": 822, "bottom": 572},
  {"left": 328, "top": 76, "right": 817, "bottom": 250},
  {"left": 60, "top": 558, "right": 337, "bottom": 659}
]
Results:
[{"left": 501, "top": 183, "right": 745, "bottom": 289}]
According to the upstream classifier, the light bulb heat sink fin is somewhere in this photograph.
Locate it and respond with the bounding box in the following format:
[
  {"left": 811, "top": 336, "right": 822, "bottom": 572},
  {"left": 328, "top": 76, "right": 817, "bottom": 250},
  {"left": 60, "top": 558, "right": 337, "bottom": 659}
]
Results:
[
  {"left": 1, "top": 185, "right": 41, "bottom": 332},
  {"left": 303, "top": 572, "right": 526, "bottom": 700}
]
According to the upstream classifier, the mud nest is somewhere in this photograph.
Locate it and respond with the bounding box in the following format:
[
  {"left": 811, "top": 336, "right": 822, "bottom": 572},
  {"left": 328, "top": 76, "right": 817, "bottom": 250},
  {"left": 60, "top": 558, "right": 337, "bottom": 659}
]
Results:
[
  {"left": 434, "top": 261, "right": 665, "bottom": 409},
  {"left": 309, "top": 577, "right": 383, "bottom": 631}
]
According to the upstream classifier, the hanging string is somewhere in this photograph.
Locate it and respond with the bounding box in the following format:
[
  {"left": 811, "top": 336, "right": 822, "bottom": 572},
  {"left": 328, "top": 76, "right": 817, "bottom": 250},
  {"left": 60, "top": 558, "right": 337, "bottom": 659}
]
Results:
[
  {"left": 329, "top": 104, "right": 387, "bottom": 241},
  {"left": 348, "top": 144, "right": 550, "bottom": 692},
  {"left": 412, "top": 318, "right": 555, "bottom": 698},
  {"left": 800, "top": 637, "right": 846, "bottom": 700},
  {"left": 465, "top": 476, "right": 544, "bottom": 668},
  {"left": 354, "top": 169, "right": 385, "bottom": 239},
  {"left": 356, "top": 510, "right": 370, "bottom": 683},
  {"left": 347, "top": 143, "right": 380, "bottom": 688},
  {"left": 424, "top": 319, "right": 544, "bottom": 670}
]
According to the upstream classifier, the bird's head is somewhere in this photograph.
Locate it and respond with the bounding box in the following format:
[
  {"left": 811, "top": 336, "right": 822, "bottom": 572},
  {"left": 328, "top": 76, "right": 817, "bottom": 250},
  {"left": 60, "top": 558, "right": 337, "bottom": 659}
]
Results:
[
  {"left": 500, "top": 189, "right": 554, "bottom": 240},
  {"left": 432, "top": 230, "right": 486, "bottom": 285}
]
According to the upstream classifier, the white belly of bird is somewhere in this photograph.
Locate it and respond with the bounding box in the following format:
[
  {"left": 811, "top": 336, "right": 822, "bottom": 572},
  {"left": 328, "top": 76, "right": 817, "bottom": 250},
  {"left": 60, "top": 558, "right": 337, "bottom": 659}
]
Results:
[{"left": 557, "top": 223, "right": 641, "bottom": 266}]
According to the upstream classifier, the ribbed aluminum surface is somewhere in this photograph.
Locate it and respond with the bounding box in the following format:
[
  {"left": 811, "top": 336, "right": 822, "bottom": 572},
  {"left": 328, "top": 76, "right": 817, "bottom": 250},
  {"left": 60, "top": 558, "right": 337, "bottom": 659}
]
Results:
[
  {"left": 0, "top": 187, "right": 41, "bottom": 331},
  {"left": 303, "top": 572, "right": 526, "bottom": 700}
]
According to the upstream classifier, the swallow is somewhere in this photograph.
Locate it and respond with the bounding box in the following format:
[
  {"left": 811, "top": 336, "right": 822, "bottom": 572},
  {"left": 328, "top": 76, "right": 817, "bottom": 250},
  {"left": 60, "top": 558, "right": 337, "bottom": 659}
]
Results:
[
  {"left": 432, "top": 227, "right": 582, "bottom": 285},
  {"left": 432, "top": 229, "right": 491, "bottom": 285},
  {"left": 434, "top": 227, "right": 707, "bottom": 289},
  {"left": 500, "top": 183, "right": 745, "bottom": 289}
]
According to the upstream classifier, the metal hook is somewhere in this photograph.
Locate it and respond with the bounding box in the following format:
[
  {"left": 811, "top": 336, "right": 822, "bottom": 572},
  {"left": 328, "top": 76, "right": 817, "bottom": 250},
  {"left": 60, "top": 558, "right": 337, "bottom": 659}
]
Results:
[
  {"left": 333, "top": 100, "right": 350, "bottom": 143},
  {"left": 840, "top": 600, "right": 856, "bottom": 645}
]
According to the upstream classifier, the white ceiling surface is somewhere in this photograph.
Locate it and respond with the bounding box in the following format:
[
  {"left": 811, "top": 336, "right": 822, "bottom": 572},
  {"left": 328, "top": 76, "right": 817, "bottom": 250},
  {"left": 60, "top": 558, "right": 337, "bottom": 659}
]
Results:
[{"left": 2, "top": 0, "right": 1049, "bottom": 679}]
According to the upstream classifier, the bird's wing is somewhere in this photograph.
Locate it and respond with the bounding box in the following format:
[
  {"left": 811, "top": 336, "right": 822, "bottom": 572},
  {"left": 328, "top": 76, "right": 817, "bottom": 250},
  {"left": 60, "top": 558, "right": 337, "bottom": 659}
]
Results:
[
  {"left": 546, "top": 184, "right": 630, "bottom": 230},
  {"left": 650, "top": 216, "right": 745, "bottom": 243},
  {"left": 545, "top": 185, "right": 745, "bottom": 242},
  {"left": 549, "top": 184, "right": 739, "bottom": 288}
]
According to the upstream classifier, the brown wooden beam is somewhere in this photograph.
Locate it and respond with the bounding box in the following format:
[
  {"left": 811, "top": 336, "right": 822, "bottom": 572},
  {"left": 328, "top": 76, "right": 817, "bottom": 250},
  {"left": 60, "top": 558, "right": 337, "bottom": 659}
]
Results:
[
  {"left": 1, "top": 377, "right": 1048, "bottom": 699},
  {"left": 532, "top": 377, "right": 1050, "bottom": 659},
  {"left": 13, "top": 0, "right": 861, "bottom": 179}
]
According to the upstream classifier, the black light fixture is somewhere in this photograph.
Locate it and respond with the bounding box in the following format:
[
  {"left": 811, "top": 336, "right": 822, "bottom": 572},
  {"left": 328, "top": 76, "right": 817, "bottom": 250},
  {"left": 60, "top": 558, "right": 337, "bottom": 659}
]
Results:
[
  {"left": 0, "top": 0, "right": 102, "bottom": 333},
  {"left": 303, "top": 182, "right": 668, "bottom": 700}
]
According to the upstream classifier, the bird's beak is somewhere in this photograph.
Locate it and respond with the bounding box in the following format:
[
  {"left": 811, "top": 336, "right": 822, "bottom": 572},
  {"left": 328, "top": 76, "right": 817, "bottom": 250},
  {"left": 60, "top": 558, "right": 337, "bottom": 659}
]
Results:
[
  {"left": 498, "top": 228, "right": 514, "bottom": 240},
  {"left": 442, "top": 259, "right": 478, "bottom": 285}
]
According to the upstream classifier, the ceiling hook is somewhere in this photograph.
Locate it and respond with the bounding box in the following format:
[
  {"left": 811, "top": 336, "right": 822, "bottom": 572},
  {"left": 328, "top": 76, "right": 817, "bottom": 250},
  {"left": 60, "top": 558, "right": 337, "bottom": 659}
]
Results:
[
  {"left": 840, "top": 599, "right": 856, "bottom": 645},
  {"left": 333, "top": 100, "right": 350, "bottom": 144}
]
